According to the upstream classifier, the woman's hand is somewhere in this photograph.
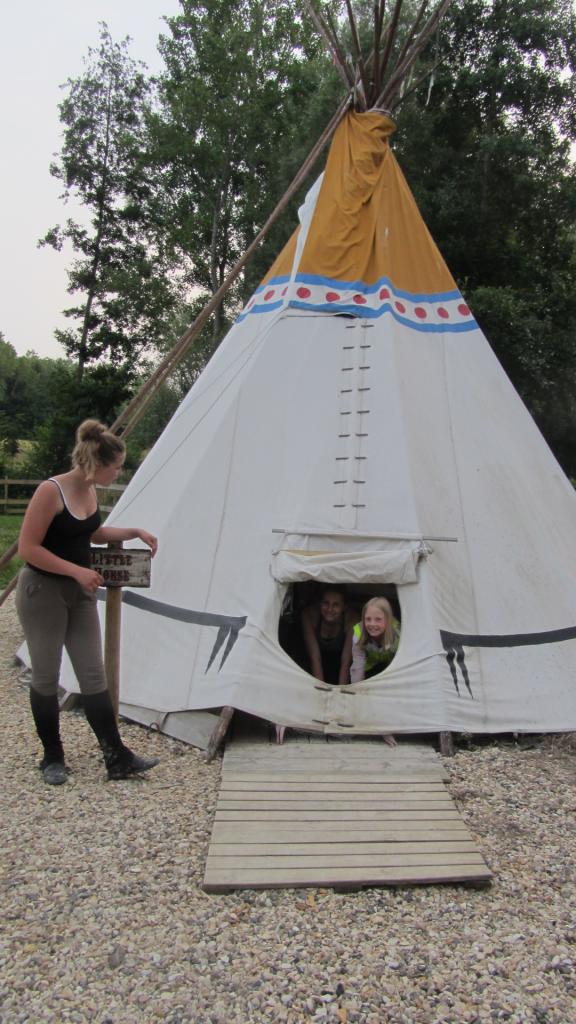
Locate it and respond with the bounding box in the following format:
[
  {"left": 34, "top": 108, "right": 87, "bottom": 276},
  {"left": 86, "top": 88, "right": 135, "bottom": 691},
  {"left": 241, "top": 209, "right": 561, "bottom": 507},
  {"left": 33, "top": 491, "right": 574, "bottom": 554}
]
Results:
[
  {"left": 135, "top": 530, "right": 158, "bottom": 556},
  {"left": 74, "top": 567, "right": 105, "bottom": 593}
]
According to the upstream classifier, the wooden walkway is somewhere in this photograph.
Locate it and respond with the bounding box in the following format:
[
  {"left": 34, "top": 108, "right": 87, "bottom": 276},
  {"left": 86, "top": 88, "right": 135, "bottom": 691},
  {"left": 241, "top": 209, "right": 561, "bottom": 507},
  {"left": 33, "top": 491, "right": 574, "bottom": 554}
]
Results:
[{"left": 203, "top": 730, "right": 492, "bottom": 892}]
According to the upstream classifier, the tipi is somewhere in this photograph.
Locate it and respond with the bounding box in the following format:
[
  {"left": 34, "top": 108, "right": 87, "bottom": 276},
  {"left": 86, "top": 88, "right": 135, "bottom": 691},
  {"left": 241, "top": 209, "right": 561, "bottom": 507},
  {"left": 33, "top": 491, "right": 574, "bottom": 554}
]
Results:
[{"left": 58, "top": 6, "right": 576, "bottom": 744}]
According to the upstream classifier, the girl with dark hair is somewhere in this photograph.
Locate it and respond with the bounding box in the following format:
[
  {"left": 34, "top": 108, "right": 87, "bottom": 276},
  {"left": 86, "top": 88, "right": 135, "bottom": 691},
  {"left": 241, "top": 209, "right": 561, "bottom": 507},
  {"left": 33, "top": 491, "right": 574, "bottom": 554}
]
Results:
[{"left": 301, "top": 586, "right": 355, "bottom": 685}]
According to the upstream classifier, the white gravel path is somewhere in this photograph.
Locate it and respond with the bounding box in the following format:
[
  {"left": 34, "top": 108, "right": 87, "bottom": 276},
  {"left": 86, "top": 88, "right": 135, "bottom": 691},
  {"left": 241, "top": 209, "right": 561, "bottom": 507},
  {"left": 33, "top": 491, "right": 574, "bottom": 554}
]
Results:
[{"left": 1, "top": 595, "right": 574, "bottom": 1024}]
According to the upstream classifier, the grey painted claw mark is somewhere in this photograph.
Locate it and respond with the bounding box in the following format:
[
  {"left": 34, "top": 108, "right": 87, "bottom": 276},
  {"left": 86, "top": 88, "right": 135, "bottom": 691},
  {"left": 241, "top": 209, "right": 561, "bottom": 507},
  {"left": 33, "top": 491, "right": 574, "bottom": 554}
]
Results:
[
  {"left": 101, "top": 591, "right": 247, "bottom": 672},
  {"left": 440, "top": 624, "right": 576, "bottom": 697},
  {"left": 205, "top": 623, "right": 245, "bottom": 672}
]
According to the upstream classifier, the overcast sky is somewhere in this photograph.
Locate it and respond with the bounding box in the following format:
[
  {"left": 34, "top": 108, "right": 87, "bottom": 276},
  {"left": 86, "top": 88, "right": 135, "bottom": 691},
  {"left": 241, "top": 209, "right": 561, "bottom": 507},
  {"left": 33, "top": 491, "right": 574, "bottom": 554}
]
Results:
[{"left": 1, "top": 1, "right": 182, "bottom": 360}]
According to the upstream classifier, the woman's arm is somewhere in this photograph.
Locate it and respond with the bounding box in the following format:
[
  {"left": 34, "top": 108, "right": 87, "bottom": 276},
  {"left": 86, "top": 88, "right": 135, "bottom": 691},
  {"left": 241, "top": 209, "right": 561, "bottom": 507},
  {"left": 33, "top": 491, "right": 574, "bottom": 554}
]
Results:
[
  {"left": 301, "top": 605, "right": 324, "bottom": 681},
  {"left": 338, "top": 627, "right": 354, "bottom": 685},
  {"left": 18, "top": 482, "right": 104, "bottom": 591},
  {"left": 90, "top": 526, "right": 158, "bottom": 556}
]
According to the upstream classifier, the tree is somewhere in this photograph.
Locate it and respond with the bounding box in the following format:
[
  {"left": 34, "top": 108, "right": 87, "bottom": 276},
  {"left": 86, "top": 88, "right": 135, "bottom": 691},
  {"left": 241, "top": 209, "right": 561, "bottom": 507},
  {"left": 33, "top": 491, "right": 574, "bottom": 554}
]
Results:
[
  {"left": 0, "top": 334, "right": 72, "bottom": 458},
  {"left": 21, "top": 363, "right": 135, "bottom": 479},
  {"left": 394, "top": 0, "right": 576, "bottom": 471},
  {"left": 40, "top": 24, "right": 177, "bottom": 378},
  {"left": 148, "top": 0, "right": 337, "bottom": 348}
]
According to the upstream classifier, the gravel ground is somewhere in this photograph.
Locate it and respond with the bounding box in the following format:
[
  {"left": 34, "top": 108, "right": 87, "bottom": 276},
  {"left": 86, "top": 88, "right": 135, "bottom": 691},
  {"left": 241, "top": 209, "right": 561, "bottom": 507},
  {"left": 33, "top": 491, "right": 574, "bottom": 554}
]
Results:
[{"left": 1, "top": 594, "right": 575, "bottom": 1024}]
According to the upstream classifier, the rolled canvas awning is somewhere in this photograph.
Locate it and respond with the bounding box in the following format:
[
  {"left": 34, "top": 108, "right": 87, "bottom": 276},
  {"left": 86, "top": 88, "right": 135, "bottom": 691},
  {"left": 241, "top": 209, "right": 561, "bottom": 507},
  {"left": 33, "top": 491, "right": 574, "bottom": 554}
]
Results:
[{"left": 271, "top": 542, "right": 425, "bottom": 584}]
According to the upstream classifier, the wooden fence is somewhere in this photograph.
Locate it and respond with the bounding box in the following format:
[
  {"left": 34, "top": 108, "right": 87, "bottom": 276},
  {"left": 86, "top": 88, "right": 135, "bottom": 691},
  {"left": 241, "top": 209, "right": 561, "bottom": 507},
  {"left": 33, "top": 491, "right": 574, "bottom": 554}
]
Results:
[{"left": 0, "top": 480, "right": 126, "bottom": 516}]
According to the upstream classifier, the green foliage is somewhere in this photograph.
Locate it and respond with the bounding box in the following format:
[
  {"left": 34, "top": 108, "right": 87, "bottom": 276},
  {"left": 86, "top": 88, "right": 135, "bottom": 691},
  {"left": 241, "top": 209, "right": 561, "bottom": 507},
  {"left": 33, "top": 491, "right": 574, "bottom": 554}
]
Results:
[
  {"left": 149, "top": 0, "right": 339, "bottom": 334},
  {"left": 0, "top": 333, "right": 73, "bottom": 473},
  {"left": 19, "top": 364, "right": 135, "bottom": 479},
  {"left": 0, "top": 516, "right": 23, "bottom": 589},
  {"left": 393, "top": 0, "right": 576, "bottom": 471},
  {"left": 40, "top": 24, "right": 178, "bottom": 376}
]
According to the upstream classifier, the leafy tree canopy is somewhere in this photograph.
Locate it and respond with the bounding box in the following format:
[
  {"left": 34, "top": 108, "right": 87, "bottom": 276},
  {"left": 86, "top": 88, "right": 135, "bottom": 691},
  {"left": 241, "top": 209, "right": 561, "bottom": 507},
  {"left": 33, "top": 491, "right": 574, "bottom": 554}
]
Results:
[
  {"left": 393, "top": 0, "right": 576, "bottom": 469},
  {"left": 149, "top": 0, "right": 338, "bottom": 340},
  {"left": 40, "top": 24, "right": 178, "bottom": 377}
]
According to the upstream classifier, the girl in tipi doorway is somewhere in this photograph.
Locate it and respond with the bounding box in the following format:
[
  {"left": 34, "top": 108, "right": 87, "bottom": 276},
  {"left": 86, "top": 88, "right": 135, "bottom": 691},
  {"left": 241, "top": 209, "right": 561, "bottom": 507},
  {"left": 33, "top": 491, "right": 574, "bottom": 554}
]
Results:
[
  {"left": 301, "top": 586, "right": 356, "bottom": 686},
  {"left": 341, "top": 596, "right": 400, "bottom": 746}
]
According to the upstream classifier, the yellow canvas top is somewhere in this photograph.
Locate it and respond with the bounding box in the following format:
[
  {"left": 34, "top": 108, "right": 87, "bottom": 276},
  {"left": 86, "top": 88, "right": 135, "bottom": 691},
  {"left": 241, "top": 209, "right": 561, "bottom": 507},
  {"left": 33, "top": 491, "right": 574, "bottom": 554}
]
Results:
[{"left": 242, "top": 112, "right": 474, "bottom": 334}]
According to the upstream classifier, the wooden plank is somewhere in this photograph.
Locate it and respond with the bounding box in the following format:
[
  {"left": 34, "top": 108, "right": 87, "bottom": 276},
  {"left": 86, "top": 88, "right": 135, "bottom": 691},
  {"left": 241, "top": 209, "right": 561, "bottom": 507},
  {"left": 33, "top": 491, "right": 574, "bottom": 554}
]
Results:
[
  {"left": 225, "top": 749, "right": 443, "bottom": 758},
  {"left": 219, "top": 787, "right": 450, "bottom": 799},
  {"left": 215, "top": 809, "right": 462, "bottom": 820},
  {"left": 216, "top": 798, "right": 453, "bottom": 810},
  {"left": 208, "top": 840, "right": 480, "bottom": 856},
  {"left": 207, "top": 852, "right": 487, "bottom": 869},
  {"left": 226, "top": 741, "right": 441, "bottom": 749},
  {"left": 223, "top": 749, "right": 438, "bottom": 757},
  {"left": 211, "top": 824, "right": 470, "bottom": 842},
  {"left": 221, "top": 771, "right": 448, "bottom": 782},
  {"left": 203, "top": 863, "right": 492, "bottom": 890},
  {"left": 224, "top": 747, "right": 442, "bottom": 758},
  {"left": 220, "top": 780, "right": 447, "bottom": 792},
  {"left": 223, "top": 760, "right": 448, "bottom": 778}
]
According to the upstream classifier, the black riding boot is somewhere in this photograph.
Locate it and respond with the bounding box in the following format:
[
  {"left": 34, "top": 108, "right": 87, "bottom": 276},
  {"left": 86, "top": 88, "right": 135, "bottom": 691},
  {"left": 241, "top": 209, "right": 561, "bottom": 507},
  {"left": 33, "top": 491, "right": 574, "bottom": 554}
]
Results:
[
  {"left": 82, "top": 690, "right": 159, "bottom": 781},
  {"left": 29, "top": 688, "right": 68, "bottom": 786}
]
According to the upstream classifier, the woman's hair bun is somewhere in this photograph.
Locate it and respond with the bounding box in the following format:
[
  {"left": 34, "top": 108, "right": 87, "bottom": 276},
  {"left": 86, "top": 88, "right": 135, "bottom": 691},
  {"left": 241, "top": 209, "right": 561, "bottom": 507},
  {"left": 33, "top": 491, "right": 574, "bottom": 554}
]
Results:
[{"left": 77, "top": 419, "right": 106, "bottom": 444}]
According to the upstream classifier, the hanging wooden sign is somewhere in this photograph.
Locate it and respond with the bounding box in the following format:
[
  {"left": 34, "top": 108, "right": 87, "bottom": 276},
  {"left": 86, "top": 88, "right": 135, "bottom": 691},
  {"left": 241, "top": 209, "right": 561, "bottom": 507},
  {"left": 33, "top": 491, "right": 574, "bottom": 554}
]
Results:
[{"left": 90, "top": 546, "right": 151, "bottom": 588}]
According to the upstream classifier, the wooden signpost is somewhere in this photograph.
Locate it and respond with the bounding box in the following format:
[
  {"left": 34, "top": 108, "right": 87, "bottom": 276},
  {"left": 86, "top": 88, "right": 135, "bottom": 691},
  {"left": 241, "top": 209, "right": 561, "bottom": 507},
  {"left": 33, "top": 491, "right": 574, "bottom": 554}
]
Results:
[{"left": 91, "top": 542, "right": 151, "bottom": 717}]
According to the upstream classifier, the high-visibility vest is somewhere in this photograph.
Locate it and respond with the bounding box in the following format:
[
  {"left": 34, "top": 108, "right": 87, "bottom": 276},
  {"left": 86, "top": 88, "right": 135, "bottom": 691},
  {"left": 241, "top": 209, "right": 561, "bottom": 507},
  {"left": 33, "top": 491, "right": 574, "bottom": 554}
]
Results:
[{"left": 353, "top": 619, "right": 400, "bottom": 672}]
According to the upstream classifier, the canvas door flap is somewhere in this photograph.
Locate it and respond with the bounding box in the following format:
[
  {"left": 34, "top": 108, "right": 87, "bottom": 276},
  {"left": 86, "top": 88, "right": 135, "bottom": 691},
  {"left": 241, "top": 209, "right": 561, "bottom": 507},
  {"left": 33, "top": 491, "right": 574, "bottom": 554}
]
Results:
[{"left": 271, "top": 546, "right": 422, "bottom": 584}]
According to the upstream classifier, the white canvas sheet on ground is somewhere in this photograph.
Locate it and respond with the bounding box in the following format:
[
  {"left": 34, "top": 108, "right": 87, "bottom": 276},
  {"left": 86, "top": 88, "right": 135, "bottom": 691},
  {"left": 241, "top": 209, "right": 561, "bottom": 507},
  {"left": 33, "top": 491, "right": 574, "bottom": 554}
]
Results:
[{"left": 58, "top": 307, "right": 576, "bottom": 737}]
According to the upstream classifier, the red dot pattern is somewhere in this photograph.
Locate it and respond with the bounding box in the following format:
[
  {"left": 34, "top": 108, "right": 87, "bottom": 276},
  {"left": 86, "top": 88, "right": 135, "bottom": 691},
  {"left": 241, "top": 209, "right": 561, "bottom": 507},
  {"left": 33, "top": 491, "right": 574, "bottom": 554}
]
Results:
[{"left": 247, "top": 284, "right": 474, "bottom": 326}]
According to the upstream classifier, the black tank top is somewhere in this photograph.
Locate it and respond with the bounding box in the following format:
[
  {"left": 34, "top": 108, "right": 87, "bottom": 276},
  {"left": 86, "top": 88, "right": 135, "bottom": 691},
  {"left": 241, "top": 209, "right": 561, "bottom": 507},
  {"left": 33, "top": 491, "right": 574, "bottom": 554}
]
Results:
[
  {"left": 29, "top": 479, "right": 101, "bottom": 574},
  {"left": 315, "top": 618, "right": 346, "bottom": 655}
]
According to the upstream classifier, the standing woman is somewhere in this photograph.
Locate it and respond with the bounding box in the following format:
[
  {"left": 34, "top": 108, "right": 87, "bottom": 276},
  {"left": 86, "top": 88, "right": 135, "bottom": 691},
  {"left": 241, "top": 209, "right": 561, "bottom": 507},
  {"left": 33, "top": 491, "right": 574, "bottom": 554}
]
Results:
[{"left": 16, "top": 419, "right": 159, "bottom": 785}]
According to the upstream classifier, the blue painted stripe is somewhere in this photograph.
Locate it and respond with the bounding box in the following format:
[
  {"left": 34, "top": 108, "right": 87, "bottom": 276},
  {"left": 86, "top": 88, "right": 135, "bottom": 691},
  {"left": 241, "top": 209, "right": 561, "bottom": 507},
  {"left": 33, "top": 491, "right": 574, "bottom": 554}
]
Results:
[
  {"left": 237, "top": 301, "right": 477, "bottom": 332},
  {"left": 288, "top": 273, "right": 462, "bottom": 303},
  {"left": 288, "top": 300, "right": 476, "bottom": 331},
  {"left": 254, "top": 273, "right": 462, "bottom": 303}
]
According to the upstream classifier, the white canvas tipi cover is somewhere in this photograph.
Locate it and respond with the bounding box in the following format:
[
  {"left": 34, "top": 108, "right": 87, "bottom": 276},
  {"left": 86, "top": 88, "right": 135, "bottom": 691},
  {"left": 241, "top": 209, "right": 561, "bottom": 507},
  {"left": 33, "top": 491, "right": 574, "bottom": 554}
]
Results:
[{"left": 70, "top": 112, "right": 576, "bottom": 738}]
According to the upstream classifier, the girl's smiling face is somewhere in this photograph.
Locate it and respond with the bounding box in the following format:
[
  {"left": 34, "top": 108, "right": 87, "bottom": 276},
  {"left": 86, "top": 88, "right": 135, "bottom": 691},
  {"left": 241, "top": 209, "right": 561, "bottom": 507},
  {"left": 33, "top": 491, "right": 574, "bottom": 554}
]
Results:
[
  {"left": 320, "top": 591, "right": 346, "bottom": 623},
  {"left": 364, "top": 606, "right": 388, "bottom": 639}
]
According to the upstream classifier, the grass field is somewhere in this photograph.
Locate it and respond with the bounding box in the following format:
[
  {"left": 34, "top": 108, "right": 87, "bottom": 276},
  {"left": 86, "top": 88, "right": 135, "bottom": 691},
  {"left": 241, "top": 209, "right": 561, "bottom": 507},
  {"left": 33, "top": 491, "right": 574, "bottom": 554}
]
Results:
[{"left": 0, "top": 515, "right": 23, "bottom": 589}]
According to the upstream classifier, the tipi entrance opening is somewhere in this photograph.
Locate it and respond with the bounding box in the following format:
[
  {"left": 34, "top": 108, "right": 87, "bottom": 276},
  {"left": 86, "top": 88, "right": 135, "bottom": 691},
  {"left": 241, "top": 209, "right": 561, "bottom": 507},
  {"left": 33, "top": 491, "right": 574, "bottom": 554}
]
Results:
[{"left": 278, "top": 580, "right": 401, "bottom": 683}]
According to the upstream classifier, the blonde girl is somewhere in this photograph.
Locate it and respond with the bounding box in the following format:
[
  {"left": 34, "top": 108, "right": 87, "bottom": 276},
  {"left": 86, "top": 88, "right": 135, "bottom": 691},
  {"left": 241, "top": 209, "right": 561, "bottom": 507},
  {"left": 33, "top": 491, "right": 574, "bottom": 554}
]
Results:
[
  {"left": 341, "top": 596, "right": 400, "bottom": 683},
  {"left": 16, "top": 419, "right": 159, "bottom": 785},
  {"left": 340, "top": 597, "right": 400, "bottom": 746}
]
